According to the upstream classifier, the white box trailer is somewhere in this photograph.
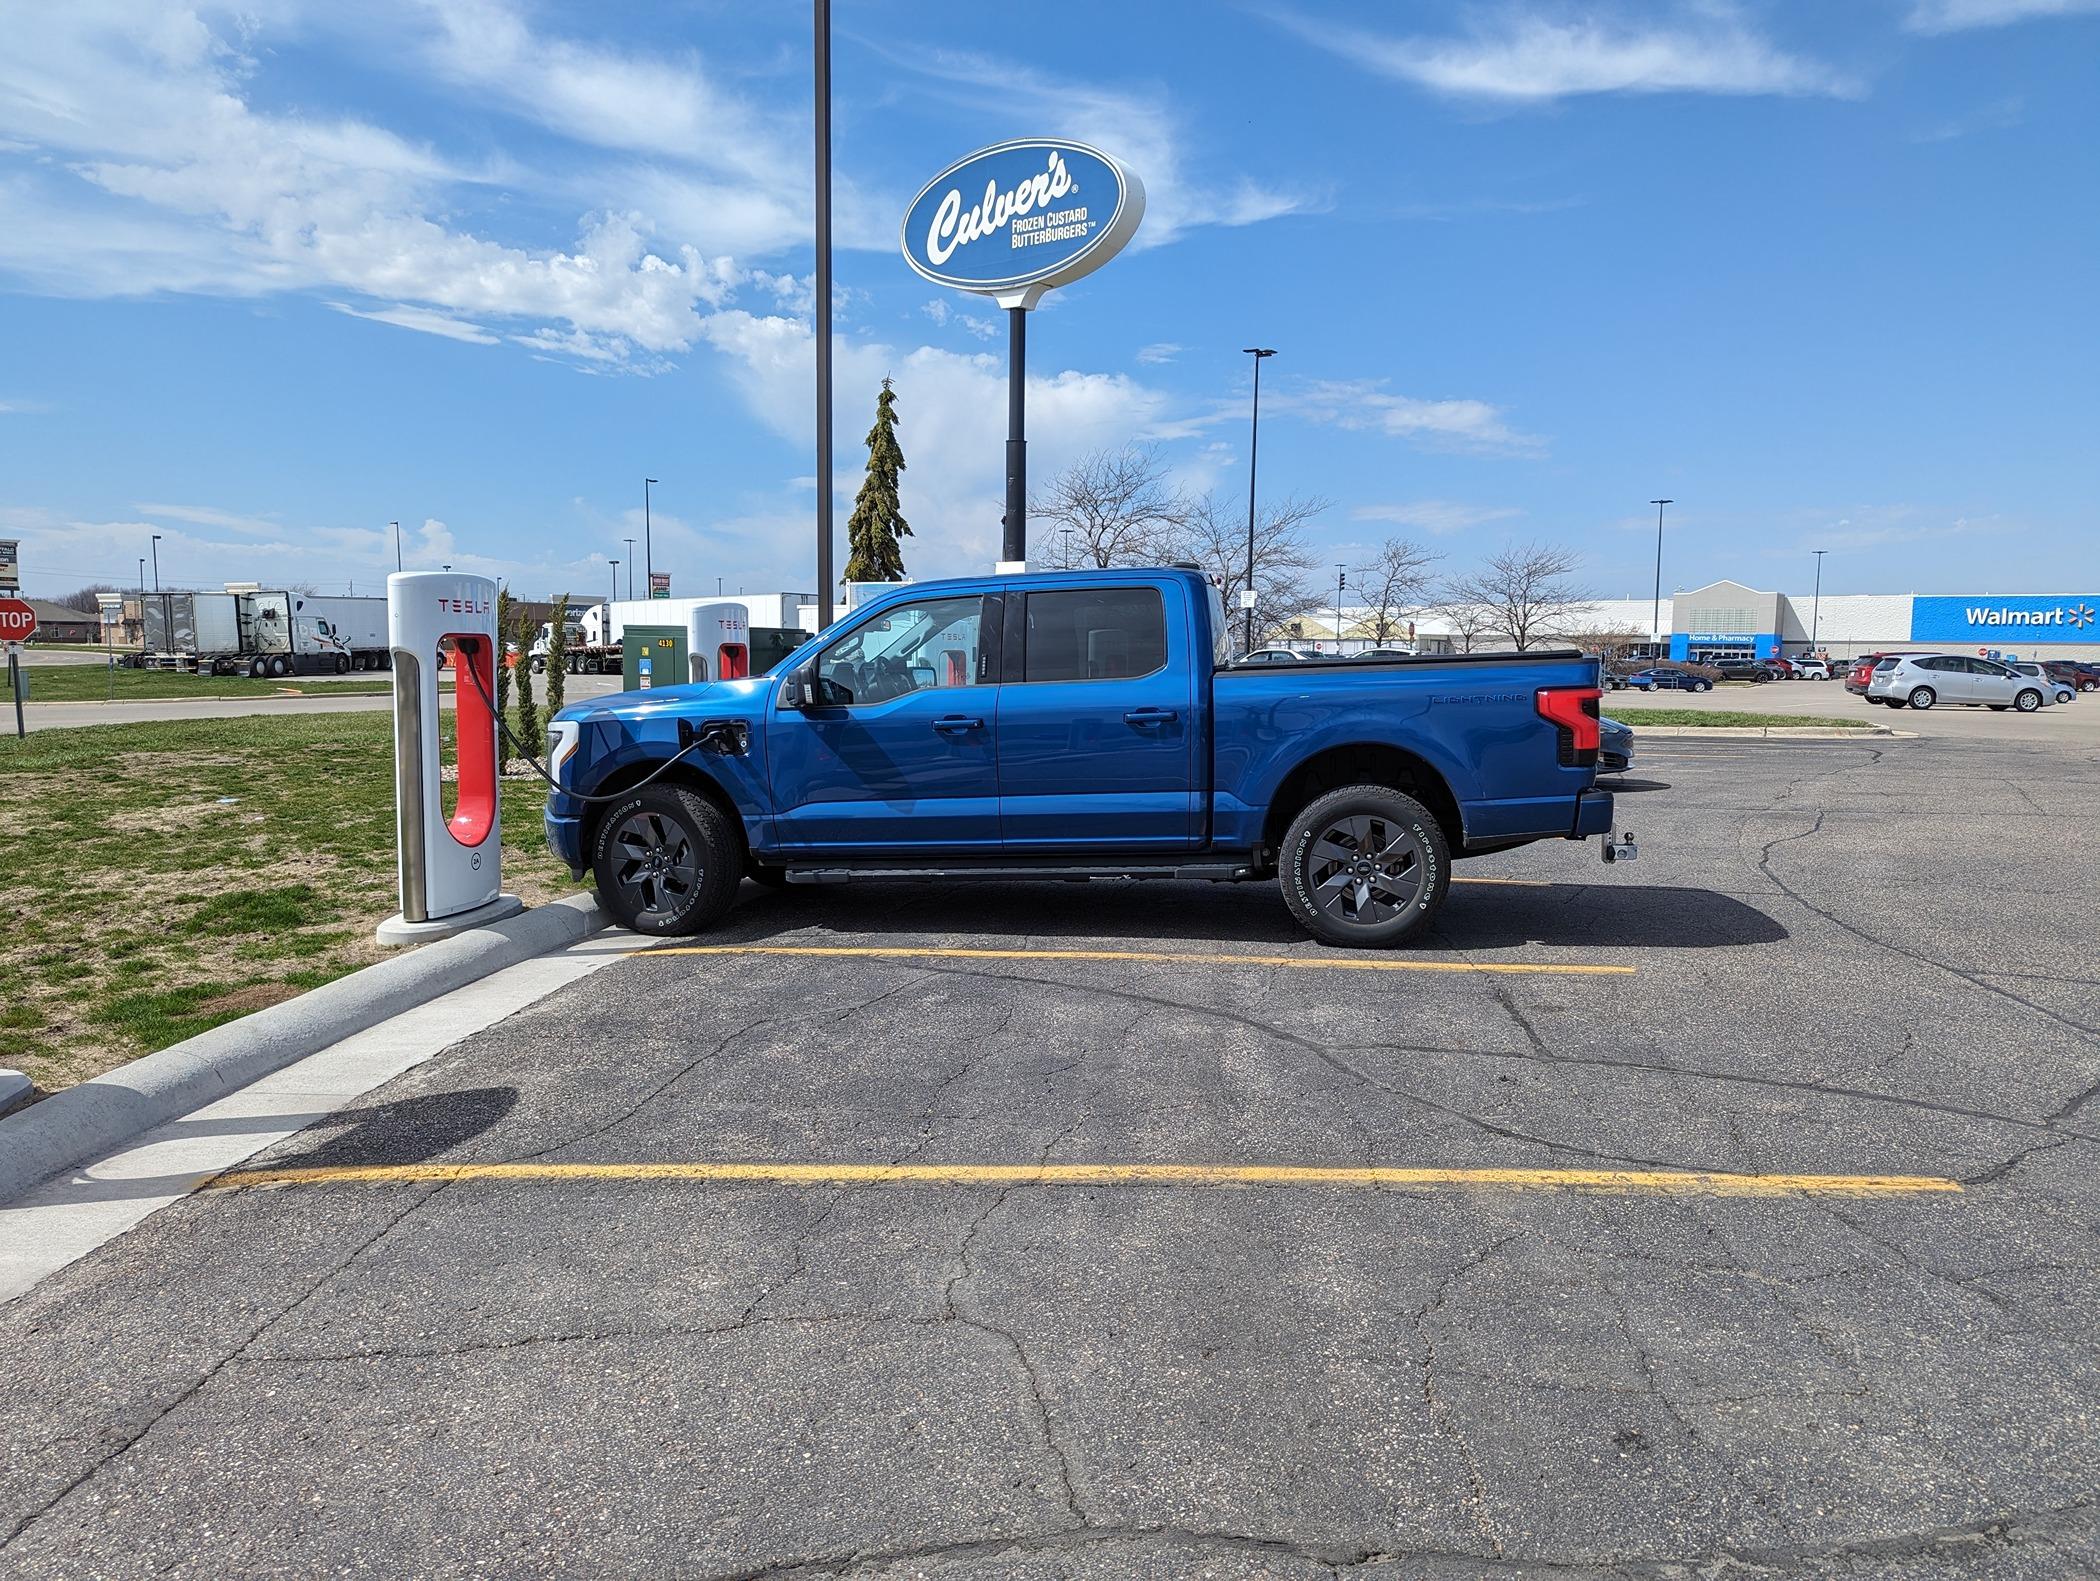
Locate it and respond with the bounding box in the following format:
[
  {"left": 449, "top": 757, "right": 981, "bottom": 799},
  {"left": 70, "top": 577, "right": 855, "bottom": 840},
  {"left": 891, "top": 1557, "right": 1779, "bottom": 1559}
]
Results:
[
  {"left": 294, "top": 594, "right": 390, "bottom": 669},
  {"left": 140, "top": 589, "right": 351, "bottom": 676}
]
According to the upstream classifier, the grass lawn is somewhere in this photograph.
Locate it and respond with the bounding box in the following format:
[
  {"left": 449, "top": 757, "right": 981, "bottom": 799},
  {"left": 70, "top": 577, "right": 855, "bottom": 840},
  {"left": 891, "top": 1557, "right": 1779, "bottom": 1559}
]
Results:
[
  {"left": 1605, "top": 708, "right": 1873, "bottom": 729},
  {"left": 0, "top": 713, "right": 580, "bottom": 1094},
  {"left": 17, "top": 664, "right": 402, "bottom": 702}
]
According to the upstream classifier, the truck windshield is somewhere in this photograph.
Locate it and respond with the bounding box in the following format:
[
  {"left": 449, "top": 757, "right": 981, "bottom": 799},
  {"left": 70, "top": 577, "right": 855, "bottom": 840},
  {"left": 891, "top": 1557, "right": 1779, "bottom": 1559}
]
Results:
[{"left": 816, "top": 597, "right": 982, "bottom": 705}]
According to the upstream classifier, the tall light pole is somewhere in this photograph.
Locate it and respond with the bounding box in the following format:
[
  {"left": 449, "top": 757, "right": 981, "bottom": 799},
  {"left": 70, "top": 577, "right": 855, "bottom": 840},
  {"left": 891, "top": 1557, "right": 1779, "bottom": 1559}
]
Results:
[
  {"left": 814, "top": 0, "right": 836, "bottom": 628},
  {"left": 623, "top": 538, "right": 636, "bottom": 600},
  {"left": 610, "top": 560, "right": 619, "bottom": 604},
  {"left": 643, "top": 480, "right": 657, "bottom": 594},
  {"left": 1242, "top": 347, "right": 1277, "bottom": 652},
  {"left": 391, "top": 521, "right": 401, "bottom": 572},
  {"left": 1648, "top": 499, "right": 1672, "bottom": 657},
  {"left": 1334, "top": 563, "right": 1347, "bottom": 655},
  {"left": 1810, "top": 548, "right": 1827, "bottom": 651},
  {"left": 150, "top": 533, "right": 162, "bottom": 591}
]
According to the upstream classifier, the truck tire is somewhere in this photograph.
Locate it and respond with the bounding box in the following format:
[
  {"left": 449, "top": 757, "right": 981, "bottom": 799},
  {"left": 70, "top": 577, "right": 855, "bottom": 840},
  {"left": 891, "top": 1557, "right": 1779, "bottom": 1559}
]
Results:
[
  {"left": 591, "top": 785, "right": 742, "bottom": 935},
  {"left": 248, "top": 656, "right": 268, "bottom": 678},
  {"left": 1279, "top": 784, "right": 1450, "bottom": 948},
  {"left": 334, "top": 654, "right": 350, "bottom": 675}
]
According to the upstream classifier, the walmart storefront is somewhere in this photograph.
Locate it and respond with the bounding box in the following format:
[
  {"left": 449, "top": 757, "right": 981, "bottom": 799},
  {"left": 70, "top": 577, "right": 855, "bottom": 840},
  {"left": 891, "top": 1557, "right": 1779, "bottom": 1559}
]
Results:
[{"left": 1664, "top": 581, "right": 2100, "bottom": 664}]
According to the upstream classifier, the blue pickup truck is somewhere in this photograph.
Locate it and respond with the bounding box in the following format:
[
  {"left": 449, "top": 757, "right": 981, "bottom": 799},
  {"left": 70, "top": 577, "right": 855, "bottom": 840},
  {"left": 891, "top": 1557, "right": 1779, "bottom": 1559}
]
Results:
[{"left": 545, "top": 568, "right": 1614, "bottom": 947}]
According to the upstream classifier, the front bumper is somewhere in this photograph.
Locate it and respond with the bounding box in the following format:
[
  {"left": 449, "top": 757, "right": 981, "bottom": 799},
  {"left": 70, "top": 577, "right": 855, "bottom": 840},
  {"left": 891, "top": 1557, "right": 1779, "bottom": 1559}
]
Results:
[{"left": 545, "top": 804, "right": 586, "bottom": 875}]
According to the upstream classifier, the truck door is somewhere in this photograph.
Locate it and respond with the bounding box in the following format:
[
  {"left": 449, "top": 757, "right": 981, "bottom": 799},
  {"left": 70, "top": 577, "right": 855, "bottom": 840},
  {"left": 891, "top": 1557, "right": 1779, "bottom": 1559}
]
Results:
[
  {"left": 996, "top": 582, "right": 1197, "bottom": 850},
  {"left": 767, "top": 594, "right": 1001, "bottom": 853}
]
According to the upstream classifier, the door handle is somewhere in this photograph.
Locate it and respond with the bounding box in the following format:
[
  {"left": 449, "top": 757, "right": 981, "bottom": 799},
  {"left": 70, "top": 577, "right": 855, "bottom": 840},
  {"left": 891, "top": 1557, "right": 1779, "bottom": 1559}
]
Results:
[
  {"left": 933, "top": 715, "right": 985, "bottom": 734},
  {"left": 1123, "top": 708, "right": 1179, "bottom": 724}
]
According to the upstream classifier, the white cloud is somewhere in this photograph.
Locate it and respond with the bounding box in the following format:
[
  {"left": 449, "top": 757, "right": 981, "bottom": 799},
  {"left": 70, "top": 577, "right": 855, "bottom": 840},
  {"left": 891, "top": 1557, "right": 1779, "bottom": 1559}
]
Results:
[
  {"left": 1136, "top": 343, "right": 1182, "bottom": 365},
  {"left": 1274, "top": 5, "right": 1858, "bottom": 102},
  {"left": 1285, "top": 380, "right": 1546, "bottom": 457},
  {"left": 872, "top": 44, "right": 1322, "bottom": 246},
  {"left": 135, "top": 503, "right": 287, "bottom": 536},
  {"left": 1352, "top": 500, "right": 1526, "bottom": 535},
  {"left": 327, "top": 302, "right": 500, "bottom": 345},
  {"left": 1905, "top": 0, "right": 2100, "bottom": 29}
]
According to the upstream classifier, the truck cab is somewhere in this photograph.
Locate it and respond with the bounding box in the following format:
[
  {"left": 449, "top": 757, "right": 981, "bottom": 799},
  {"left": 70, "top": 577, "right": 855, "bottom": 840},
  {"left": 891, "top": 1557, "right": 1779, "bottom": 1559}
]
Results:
[{"left": 546, "top": 569, "right": 1614, "bottom": 947}]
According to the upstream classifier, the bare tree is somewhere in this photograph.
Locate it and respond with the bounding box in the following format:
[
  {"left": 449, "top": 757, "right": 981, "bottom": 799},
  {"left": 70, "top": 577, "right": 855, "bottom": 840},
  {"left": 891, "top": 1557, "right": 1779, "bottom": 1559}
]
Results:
[
  {"left": 1030, "top": 445, "right": 1185, "bottom": 569},
  {"left": 1172, "top": 491, "right": 1325, "bottom": 652},
  {"left": 56, "top": 583, "right": 121, "bottom": 612},
  {"left": 1445, "top": 541, "right": 1593, "bottom": 652},
  {"left": 1352, "top": 537, "right": 1441, "bottom": 646},
  {"left": 1564, "top": 625, "right": 1649, "bottom": 663},
  {"left": 1433, "top": 599, "right": 1496, "bottom": 654}
]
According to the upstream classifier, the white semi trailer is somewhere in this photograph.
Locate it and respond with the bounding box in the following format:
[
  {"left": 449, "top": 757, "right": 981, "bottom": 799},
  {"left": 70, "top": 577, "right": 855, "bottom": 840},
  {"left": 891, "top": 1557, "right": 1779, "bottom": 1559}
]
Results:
[
  {"left": 294, "top": 594, "right": 390, "bottom": 669},
  {"left": 141, "top": 589, "right": 358, "bottom": 677}
]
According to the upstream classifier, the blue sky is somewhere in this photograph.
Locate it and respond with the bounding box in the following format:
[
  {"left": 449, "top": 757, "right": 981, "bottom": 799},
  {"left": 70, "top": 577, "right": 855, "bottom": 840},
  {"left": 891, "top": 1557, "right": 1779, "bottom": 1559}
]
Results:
[{"left": 2, "top": 0, "right": 2095, "bottom": 606}]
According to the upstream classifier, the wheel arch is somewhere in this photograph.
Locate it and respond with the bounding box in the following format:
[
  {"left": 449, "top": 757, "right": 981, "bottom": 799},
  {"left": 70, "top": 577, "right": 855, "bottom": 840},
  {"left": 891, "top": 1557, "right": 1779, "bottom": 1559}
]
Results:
[
  {"left": 581, "top": 759, "right": 747, "bottom": 862},
  {"left": 1260, "top": 742, "right": 1463, "bottom": 859}
]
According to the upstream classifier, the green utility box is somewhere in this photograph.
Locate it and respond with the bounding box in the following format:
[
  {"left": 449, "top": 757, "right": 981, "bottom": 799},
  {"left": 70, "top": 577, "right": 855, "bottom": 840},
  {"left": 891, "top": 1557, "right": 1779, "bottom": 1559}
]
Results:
[{"left": 622, "top": 626, "right": 686, "bottom": 692}]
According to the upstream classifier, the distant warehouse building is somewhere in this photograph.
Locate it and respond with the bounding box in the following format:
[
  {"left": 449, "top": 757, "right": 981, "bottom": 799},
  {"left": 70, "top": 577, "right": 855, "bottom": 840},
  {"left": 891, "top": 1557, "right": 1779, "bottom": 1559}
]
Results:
[{"left": 1287, "top": 579, "right": 2098, "bottom": 664}]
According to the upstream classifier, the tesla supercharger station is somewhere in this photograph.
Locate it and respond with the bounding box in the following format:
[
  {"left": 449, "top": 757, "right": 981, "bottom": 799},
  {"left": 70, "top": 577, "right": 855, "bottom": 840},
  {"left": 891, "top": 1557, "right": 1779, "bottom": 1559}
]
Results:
[
  {"left": 687, "top": 599, "right": 751, "bottom": 684},
  {"left": 376, "top": 571, "right": 524, "bottom": 945}
]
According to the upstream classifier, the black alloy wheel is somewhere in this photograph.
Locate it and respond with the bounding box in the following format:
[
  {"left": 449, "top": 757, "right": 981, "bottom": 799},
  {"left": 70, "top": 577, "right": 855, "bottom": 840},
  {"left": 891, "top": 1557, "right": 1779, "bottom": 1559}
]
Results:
[
  {"left": 1280, "top": 784, "right": 1450, "bottom": 948},
  {"left": 590, "top": 785, "right": 741, "bottom": 935}
]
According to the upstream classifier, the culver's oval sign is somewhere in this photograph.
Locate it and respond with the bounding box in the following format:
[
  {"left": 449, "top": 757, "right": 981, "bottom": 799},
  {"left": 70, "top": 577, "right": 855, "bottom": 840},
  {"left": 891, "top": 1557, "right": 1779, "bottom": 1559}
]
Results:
[{"left": 901, "top": 139, "right": 1144, "bottom": 298}]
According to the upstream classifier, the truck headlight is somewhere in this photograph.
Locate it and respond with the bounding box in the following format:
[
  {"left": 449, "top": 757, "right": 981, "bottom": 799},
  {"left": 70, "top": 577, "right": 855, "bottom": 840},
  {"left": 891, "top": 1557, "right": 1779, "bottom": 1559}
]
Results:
[{"left": 548, "top": 720, "right": 581, "bottom": 786}]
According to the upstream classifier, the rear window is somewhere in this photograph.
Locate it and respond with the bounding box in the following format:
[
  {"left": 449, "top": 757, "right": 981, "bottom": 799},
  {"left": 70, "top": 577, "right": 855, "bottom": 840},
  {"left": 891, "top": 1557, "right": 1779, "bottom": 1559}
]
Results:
[{"left": 1024, "top": 588, "right": 1168, "bottom": 682}]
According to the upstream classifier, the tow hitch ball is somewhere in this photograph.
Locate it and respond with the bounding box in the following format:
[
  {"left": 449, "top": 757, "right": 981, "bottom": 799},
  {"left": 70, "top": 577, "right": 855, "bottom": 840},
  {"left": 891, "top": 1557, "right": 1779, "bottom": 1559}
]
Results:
[{"left": 1602, "top": 832, "right": 1638, "bottom": 864}]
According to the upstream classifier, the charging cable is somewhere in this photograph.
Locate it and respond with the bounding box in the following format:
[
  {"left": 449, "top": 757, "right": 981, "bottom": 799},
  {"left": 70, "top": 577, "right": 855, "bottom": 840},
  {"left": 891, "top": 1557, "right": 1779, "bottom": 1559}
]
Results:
[{"left": 452, "top": 639, "right": 710, "bottom": 804}]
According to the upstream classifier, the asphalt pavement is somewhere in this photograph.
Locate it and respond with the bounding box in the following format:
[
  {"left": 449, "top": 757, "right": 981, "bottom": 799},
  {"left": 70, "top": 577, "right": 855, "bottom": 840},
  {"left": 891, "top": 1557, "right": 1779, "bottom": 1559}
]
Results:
[{"left": 5, "top": 732, "right": 2099, "bottom": 1577}]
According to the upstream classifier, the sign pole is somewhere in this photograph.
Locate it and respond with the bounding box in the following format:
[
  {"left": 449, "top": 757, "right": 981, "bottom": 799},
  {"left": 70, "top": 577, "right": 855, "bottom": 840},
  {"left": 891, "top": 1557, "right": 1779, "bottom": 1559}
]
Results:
[
  {"left": 8, "top": 646, "right": 22, "bottom": 740},
  {"left": 813, "top": 0, "right": 835, "bottom": 631},
  {"left": 1004, "top": 306, "right": 1027, "bottom": 566}
]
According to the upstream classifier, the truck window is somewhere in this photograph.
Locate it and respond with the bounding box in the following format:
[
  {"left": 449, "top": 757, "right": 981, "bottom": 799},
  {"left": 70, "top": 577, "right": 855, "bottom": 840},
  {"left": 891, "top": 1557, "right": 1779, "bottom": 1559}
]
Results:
[
  {"left": 815, "top": 596, "right": 984, "bottom": 705},
  {"left": 1023, "top": 588, "right": 1167, "bottom": 683}
]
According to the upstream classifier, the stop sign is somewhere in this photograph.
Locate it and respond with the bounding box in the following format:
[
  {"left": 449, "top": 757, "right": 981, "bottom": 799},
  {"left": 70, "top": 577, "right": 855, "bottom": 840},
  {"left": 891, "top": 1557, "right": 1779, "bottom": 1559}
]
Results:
[{"left": 0, "top": 597, "right": 35, "bottom": 644}]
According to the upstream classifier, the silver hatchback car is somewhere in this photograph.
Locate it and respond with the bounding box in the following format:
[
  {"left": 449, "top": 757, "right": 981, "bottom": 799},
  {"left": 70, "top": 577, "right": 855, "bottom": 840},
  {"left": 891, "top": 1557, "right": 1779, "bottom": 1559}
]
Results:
[{"left": 1867, "top": 653, "right": 2053, "bottom": 712}]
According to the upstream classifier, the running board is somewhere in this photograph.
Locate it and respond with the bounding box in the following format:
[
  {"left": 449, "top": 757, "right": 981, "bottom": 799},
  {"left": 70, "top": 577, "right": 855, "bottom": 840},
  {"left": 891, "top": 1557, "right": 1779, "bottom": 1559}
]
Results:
[{"left": 783, "top": 862, "right": 1254, "bottom": 885}]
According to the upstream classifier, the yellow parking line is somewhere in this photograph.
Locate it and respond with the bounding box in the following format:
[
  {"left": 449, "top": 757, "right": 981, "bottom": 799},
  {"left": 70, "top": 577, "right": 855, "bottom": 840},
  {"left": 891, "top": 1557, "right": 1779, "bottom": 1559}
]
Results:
[
  {"left": 209, "top": 1161, "right": 1958, "bottom": 1197},
  {"left": 635, "top": 944, "right": 1632, "bottom": 976},
  {"left": 1452, "top": 876, "right": 1556, "bottom": 887}
]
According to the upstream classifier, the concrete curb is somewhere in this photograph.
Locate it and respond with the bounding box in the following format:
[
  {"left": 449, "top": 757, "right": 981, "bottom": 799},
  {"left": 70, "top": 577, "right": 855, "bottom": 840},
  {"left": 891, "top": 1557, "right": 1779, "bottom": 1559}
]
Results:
[
  {"left": 0, "top": 894, "right": 608, "bottom": 1205},
  {"left": 1633, "top": 725, "right": 1911, "bottom": 739}
]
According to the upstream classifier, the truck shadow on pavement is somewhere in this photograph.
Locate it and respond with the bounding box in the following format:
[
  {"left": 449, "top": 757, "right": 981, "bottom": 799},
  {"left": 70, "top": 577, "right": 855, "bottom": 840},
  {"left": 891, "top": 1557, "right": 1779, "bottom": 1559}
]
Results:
[{"left": 717, "top": 878, "right": 1787, "bottom": 952}]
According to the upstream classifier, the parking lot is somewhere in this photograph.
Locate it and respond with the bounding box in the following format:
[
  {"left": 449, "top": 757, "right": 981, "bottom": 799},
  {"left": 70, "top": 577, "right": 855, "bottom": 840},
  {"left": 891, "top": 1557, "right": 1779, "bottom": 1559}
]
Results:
[{"left": 5, "top": 730, "right": 2099, "bottom": 1578}]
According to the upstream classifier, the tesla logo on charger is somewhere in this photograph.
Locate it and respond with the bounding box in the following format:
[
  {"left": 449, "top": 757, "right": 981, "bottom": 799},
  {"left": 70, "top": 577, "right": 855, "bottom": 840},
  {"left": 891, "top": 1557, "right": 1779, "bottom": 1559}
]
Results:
[{"left": 435, "top": 596, "right": 491, "bottom": 615}]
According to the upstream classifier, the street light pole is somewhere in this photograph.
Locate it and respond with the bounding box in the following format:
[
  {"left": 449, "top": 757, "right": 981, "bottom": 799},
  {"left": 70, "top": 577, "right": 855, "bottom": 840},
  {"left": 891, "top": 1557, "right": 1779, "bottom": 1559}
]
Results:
[
  {"left": 814, "top": 0, "right": 835, "bottom": 629},
  {"left": 150, "top": 534, "right": 162, "bottom": 592},
  {"left": 1242, "top": 347, "right": 1277, "bottom": 653},
  {"left": 1334, "top": 564, "right": 1347, "bottom": 656},
  {"left": 1648, "top": 499, "right": 1672, "bottom": 657},
  {"left": 623, "top": 538, "right": 636, "bottom": 600},
  {"left": 1811, "top": 548, "right": 1827, "bottom": 651},
  {"left": 643, "top": 480, "right": 657, "bottom": 595}
]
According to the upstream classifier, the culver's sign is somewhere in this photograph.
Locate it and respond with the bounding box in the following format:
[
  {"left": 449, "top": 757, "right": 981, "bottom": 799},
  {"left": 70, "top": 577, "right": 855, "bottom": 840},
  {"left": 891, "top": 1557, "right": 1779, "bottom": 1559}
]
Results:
[
  {"left": 1911, "top": 595, "right": 2098, "bottom": 642},
  {"left": 901, "top": 139, "right": 1144, "bottom": 298}
]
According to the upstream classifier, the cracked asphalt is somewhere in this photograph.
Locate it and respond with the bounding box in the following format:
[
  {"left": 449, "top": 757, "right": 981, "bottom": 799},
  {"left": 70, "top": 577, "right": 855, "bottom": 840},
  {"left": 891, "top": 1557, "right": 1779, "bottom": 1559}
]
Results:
[{"left": 6, "top": 733, "right": 2100, "bottom": 1579}]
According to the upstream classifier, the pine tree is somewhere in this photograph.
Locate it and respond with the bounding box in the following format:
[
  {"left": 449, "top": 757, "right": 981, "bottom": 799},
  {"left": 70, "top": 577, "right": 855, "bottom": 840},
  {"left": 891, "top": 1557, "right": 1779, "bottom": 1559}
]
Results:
[
  {"left": 512, "top": 600, "right": 542, "bottom": 759},
  {"left": 493, "top": 585, "right": 512, "bottom": 721},
  {"left": 845, "top": 376, "right": 911, "bottom": 582},
  {"left": 544, "top": 593, "right": 569, "bottom": 722}
]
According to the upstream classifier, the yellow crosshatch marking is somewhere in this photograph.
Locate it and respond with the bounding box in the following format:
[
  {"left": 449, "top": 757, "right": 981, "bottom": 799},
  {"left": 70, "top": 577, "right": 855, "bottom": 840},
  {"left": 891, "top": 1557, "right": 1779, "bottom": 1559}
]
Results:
[
  {"left": 208, "top": 1162, "right": 1960, "bottom": 1197},
  {"left": 634, "top": 944, "right": 1634, "bottom": 976}
]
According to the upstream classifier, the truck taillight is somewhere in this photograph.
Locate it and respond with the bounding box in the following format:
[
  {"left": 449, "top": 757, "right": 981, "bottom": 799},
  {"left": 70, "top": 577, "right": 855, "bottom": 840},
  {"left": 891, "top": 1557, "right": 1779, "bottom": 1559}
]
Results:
[{"left": 1536, "top": 686, "right": 1600, "bottom": 767}]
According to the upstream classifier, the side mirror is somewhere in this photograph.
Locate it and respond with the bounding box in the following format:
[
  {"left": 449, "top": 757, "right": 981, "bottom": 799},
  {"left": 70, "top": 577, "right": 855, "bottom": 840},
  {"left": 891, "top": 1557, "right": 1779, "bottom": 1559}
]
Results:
[{"left": 781, "top": 662, "right": 816, "bottom": 709}]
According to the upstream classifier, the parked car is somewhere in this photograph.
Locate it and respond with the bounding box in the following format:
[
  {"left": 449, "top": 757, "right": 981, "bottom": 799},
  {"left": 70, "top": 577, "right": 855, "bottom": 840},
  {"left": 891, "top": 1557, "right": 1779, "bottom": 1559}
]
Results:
[
  {"left": 1598, "top": 715, "right": 1634, "bottom": 775},
  {"left": 2045, "top": 660, "right": 2100, "bottom": 693},
  {"left": 546, "top": 568, "right": 1619, "bottom": 947},
  {"left": 1764, "top": 656, "right": 1797, "bottom": 678},
  {"left": 1354, "top": 647, "right": 1416, "bottom": 660},
  {"left": 1791, "top": 657, "right": 1831, "bottom": 680},
  {"left": 1624, "top": 668, "right": 1713, "bottom": 692},
  {"left": 1846, "top": 653, "right": 1918, "bottom": 695},
  {"left": 1236, "top": 647, "right": 1303, "bottom": 665},
  {"left": 1867, "top": 653, "right": 2052, "bottom": 712},
  {"left": 2004, "top": 660, "right": 2076, "bottom": 705},
  {"left": 1715, "top": 661, "right": 1779, "bottom": 682}
]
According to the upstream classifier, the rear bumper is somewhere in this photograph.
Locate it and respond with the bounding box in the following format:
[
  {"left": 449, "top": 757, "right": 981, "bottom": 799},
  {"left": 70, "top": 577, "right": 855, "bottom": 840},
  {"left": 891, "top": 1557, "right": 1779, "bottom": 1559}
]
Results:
[{"left": 1570, "top": 786, "right": 1614, "bottom": 839}]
